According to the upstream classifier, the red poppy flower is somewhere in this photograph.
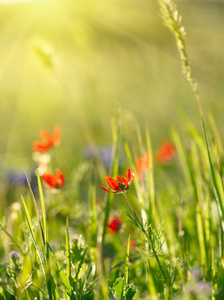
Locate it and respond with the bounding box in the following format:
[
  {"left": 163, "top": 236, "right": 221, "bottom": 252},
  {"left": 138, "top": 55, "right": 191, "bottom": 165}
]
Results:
[
  {"left": 33, "top": 126, "right": 61, "bottom": 152},
  {"left": 40, "top": 126, "right": 61, "bottom": 147},
  {"left": 101, "top": 168, "right": 134, "bottom": 193},
  {"left": 155, "top": 142, "right": 175, "bottom": 164},
  {"left": 107, "top": 216, "right": 122, "bottom": 234},
  {"left": 135, "top": 153, "right": 150, "bottom": 179},
  {"left": 33, "top": 142, "right": 52, "bottom": 153},
  {"left": 42, "top": 168, "right": 64, "bottom": 189}
]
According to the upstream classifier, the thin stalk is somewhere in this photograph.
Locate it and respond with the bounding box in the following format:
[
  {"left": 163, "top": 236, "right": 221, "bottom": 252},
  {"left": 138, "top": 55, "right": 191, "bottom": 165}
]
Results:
[
  {"left": 122, "top": 192, "right": 141, "bottom": 227},
  {"left": 111, "top": 255, "right": 141, "bottom": 270},
  {"left": 125, "top": 234, "right": 131, "bottom": 286},
  {"left": 122, "top": 192, "right": 167, "bottom": 284},
  {"left": 66, "top": 217, "right": 71, "bottom": 287},
  {"left": 149, "top": 237, "right": 168, "bottom": 285}
]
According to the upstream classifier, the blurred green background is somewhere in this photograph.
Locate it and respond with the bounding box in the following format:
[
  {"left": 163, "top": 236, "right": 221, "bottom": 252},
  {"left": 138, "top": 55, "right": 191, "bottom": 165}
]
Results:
[{"left": 0, "top": 0, "right": 224, "bottom": 168}]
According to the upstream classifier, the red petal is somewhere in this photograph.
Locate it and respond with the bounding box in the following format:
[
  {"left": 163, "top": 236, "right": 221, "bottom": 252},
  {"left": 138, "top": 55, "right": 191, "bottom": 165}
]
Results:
[
  {"left": 105, "top": 177, "right": 114, "bottom": 189},
  {"left": 106, "top": 177, "right": 120, "bottom": 190},
  {"left": 137, "top": 157, "right": 143, "bottom": 173},
  {"left": 40, "top": 130, "right": 54, "bottom": 145},
  {"left": 33, "top": 141, "right": 51, "bottom": 152},
  {"left": 114, "top": 216, "right": 122, "bottom": 225},
  {"left": 107, "top": 216, "right": 122, "bottom": 233},
  {"left": 127, "top": 168, "right": 131, "bottom": 181},
  {"left": 56, "top": 168, "right": 64, "bottom": 187},
  {"left": 53, "top": 126, "right": 61, "bottom": 146},
  {"left": 116, "top": 175, "right": 123, "bottom": 183},
  {"left": 101, "top": 185, "right": 116, "bottom": 193},
  {"left": 122, "top": 176, "right": 129, "bottom": 187},
  {"left": 156, "top": 142, "right": 175, "bottom": 163},
  {"left": 129, "top": 170, "right": 134, "bottom": 184},
  {"left": 42, "top": 173, "right": 58, "bottom": 188}
]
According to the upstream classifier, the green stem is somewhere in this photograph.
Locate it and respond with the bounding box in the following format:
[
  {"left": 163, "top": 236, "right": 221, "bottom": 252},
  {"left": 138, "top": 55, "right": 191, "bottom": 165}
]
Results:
[
  {"left": 151, "top": 244, "right": 167, "bottom": 284},
  {"left": 122, "top": 192, "right": 141, "bottom": 226},
  {"left": 122, "top": 193, "right": 167, "bottom": 285}
]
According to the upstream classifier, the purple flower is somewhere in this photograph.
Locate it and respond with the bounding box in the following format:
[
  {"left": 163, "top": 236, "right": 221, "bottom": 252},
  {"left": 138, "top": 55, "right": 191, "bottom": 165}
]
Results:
[
  {"left": 10, "top": 251, "right": 19, "bottom": 260},
  {"left": 84, "top": 146, "right": 123, "bottom": 169},
  {"left": 7, "top": 172, "right": 27, "bottom": 185},
  {"left": 197, "top": 281, "right": 211, "bottom": 292}
]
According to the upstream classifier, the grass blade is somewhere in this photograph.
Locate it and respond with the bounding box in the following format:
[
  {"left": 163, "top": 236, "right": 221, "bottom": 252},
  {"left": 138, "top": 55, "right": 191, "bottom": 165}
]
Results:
[
  {"left": 48, "top": 243, "right": 72, "bottom": 296},
  {"left": 102, "top": 115, "right": 120, "bottom": 243},
  {"left": 37, "top": 170, "right": 48, "bottom": 245},
  {"left": 66, "top": 217, "right": 71, "bottom": 287},
  {"left": 202, "top": 118, "right": 224, "bottom": 222},
  {"left": 125, "top": 234, "right": 131, "bottom": 286},
  {"left": 89, "top": 166, "right": 97, "bottom": 266},
  {"left": 21, "top": 195, "right": 46, "bottom": 279}
]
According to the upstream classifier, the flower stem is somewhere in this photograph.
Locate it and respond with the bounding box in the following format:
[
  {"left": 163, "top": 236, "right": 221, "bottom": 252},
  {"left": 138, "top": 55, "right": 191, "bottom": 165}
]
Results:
[
  {"left": 122, "top": 192, "right": 167, "bottom": 284},
  {"left": 122, "top": 192, "right": 141, "bottom": 226},
  {"left": 151, "top": 243, "right": 167, "bottom": 284}
]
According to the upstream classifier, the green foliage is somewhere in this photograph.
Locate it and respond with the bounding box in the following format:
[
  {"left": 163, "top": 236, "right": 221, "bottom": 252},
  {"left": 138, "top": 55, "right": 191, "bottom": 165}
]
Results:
[{"left": 111, "top": 277, "right": 136, "bottom": 300}]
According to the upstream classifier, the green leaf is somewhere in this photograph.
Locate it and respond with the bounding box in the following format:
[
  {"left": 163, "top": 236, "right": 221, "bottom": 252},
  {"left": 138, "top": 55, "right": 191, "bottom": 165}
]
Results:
[
  {"left": 75, "top": 248, "right": 87, "bottom": 280},
  {"left": 77, "top": 263, "right": 87, "bottom": 280},
  {"left": 124, "top": 284, "right": 137, "bottom": 300},
  {"left": 112, "top": 277, "right": 124, "bottom": 300}
]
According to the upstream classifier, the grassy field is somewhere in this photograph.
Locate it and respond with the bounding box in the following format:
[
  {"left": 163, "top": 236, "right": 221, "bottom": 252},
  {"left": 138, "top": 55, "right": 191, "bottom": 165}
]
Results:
[{"left": 1, "top": 0, "right": 224, "bottom": 299}]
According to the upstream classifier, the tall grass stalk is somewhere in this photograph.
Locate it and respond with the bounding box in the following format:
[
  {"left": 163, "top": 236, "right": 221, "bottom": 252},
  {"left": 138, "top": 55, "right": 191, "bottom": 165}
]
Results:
[
  {"left": 102, "top": 115, "right": 120, "bottom": 245},
  {"left": 158, "top": 0, "right": 202, "bottom": 115}
]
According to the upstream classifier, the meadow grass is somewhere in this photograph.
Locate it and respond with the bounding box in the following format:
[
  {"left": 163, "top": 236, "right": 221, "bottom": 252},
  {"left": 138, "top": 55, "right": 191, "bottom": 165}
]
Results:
[{"left": 1, "top": 0, "right": 224, "bottom": 299}]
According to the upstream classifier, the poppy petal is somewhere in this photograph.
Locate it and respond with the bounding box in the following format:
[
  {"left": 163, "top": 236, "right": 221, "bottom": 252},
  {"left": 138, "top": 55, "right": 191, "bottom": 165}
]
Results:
[
  {"left": 155, "top": 142, "right": 175, "bottom": 163},
  {"left": 106, "top": 177, "right": 120, "bottom": 190},
  {"left": 122, "top": 176, "right": 129, "bottom": 187},
  {"left": 42, "top": 173, "right": 58, "bottom": 188},
  {"left": 116, "top": 175, "right": 123, "bottom": 183},
  {"left": 40, "top": 131, "right": 54, "bottom": 145},
  {"left": 137, "top": 157, "right": 143, "bottom": 173},
  {"left": 101, "top": 185, "right": 116, "bottom": 193},
  {"left": 105, "top": 177, "right": 114, "bottom": 189},
  {"left": 53, "top": 126, "right": 61, "bottom": 146},
  {"left": 102, "top": 168, "right": 134, "bottom": 194},
  {"left": 56, "top": 168, "right": 64, "bottom": 187},
  {"left": 107, "top": 217, "right": 122, "bottom": 234},
  {"left": 33, "top": 141, "right": 51, "bottom": 152},
  {"left": 129, "top": 171, "right": 134, "bottom": 184}
]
